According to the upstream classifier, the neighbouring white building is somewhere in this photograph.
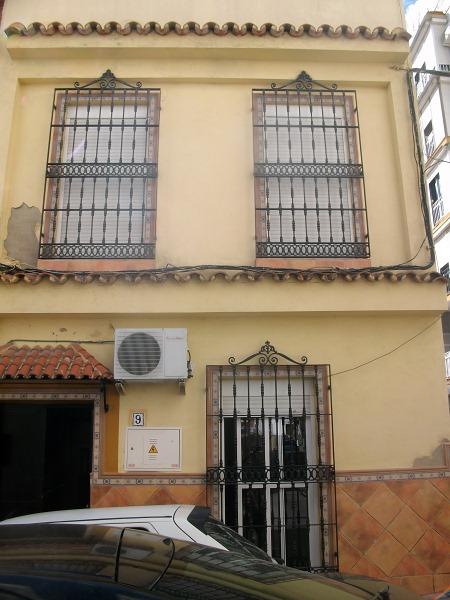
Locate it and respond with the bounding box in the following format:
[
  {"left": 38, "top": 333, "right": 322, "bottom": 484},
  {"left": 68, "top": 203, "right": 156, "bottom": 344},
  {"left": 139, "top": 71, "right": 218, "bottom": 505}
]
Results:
[{"left": 407, "top": 4, "right": 450, "bottom": 381}]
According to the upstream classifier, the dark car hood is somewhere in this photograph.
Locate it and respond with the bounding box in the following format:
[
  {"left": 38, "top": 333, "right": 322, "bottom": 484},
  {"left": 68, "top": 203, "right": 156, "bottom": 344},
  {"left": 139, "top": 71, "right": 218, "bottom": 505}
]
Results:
[
  {"left": 0, "top": 524, "right": 420, "bottom": 600},
  {"left": 327, "top": 572, "right": 420, "bottom": 600}
]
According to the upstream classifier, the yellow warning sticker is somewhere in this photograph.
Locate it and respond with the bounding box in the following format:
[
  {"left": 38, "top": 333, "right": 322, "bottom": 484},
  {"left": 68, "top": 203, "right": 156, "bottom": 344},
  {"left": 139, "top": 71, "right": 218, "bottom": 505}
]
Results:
[{"left": 148, "top": 444, "right": 158, "bottom": 454}]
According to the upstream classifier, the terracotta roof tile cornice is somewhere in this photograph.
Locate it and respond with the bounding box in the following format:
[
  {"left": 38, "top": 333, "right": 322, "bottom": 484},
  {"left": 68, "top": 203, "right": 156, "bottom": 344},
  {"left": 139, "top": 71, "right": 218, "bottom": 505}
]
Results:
[
  {"left": 4, "top": 21, "right": 411, "bottom": 40},
  {"left": 0, "top": 269, "right": 443, "bottom": 285}
]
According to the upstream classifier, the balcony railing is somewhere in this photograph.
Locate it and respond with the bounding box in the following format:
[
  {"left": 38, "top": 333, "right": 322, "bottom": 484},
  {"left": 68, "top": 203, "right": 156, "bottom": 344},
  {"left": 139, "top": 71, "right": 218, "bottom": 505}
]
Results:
[
  {"left": 440, "top": 265, "right": 450, "bottom": 293},
  {"left": 415, "top": 66, "right": 449, "bottom": 97},
  {"left": 425, "top": 133, "right": 436, "bottom": 158},
  {"left": 415, "top": 71, "right": 432, "bottom": 96},
  {"left": 432, "top": 197, "right": 446, "bottom": 225},
  {"left": 445, "top": 351, "right": 450, "bottom": 378}
]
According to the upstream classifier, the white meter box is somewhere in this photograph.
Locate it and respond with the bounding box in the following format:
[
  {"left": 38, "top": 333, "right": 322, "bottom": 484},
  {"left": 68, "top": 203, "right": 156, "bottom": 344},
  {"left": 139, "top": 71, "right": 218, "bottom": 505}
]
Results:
[{"left": 126, "top": 427, "right": 181, "bottom": 471}]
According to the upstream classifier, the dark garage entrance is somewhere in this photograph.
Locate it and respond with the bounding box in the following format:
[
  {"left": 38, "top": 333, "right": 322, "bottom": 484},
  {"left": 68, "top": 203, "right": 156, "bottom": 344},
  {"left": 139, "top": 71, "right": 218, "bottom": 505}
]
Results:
[{"left": 0, "top": 402, "right": 93, "bottom": 520}]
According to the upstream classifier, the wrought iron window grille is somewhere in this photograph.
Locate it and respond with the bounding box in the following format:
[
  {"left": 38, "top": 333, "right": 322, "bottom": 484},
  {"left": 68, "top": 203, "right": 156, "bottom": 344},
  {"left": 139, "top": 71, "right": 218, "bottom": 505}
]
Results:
[
  {"left": 39, "top": 70, "right": 160, "bottom": 260},
  {"left": 207, "top": 341, "right": 338, "bottom": 572},
  {"left": 253, "top": 71, "right": 370, "bottom": 259}
]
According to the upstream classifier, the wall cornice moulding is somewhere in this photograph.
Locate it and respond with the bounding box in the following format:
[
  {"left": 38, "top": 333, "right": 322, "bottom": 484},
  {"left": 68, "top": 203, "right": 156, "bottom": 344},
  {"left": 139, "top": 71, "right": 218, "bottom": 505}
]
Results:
[
  {"left": 0, "top": 269, "right": 444, "bottom": 286},
  {"left": 4, "top": 21, "right": 411, "bottom": 40}
]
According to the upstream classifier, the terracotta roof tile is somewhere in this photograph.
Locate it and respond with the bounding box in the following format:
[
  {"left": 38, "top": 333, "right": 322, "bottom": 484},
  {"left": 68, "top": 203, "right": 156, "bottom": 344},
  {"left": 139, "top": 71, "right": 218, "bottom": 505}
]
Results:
[
  {"left": 4, "top": 21, "right": 411, "bottom": 40},
  {"left": 0, "top": 344, "right": 113, "bottom": 381}
]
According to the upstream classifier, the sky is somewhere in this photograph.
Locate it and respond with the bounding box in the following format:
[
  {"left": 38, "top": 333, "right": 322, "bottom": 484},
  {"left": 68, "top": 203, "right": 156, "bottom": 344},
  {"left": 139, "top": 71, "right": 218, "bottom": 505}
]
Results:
[
  {"left": 404, "top": 0, "right": 449, "bottom": 35},
  {"left": 404, "top": 0, "right": 449, "bottom": 9}
]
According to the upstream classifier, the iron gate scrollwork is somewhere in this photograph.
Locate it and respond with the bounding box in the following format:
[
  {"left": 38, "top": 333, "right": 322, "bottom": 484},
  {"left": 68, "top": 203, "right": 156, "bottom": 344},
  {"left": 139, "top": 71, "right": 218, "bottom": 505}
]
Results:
[{"left": 207, "top": 341, "right": 338, "bottom": 572}]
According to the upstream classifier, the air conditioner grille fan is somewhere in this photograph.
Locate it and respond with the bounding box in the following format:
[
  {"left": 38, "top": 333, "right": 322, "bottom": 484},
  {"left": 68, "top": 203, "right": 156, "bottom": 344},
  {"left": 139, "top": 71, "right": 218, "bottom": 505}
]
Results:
[{"left": 117, "top": 332, "right": 161, "bottom": 376}]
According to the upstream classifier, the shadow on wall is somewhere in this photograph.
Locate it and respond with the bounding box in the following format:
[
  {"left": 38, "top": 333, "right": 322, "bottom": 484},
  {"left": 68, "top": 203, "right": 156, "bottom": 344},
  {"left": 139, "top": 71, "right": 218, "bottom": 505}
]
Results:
[
  {"left": 4, "top": 203, "right": 41, "bottom": 267},
  {"left": 413, "top": 439, "right": 450, "bottom": 467}
]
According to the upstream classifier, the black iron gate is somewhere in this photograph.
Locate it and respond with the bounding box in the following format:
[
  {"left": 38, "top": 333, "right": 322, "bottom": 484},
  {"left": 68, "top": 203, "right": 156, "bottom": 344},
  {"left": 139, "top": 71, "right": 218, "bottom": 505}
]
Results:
[{"left": 207, "top": 342, "right": 338, "bottom": 572}]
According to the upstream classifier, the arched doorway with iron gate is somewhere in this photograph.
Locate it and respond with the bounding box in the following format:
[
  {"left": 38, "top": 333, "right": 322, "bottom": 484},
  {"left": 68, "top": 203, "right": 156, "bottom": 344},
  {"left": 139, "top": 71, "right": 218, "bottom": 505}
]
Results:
[{"left": 207, "top": 342, "right": 338, "bottom": 572}]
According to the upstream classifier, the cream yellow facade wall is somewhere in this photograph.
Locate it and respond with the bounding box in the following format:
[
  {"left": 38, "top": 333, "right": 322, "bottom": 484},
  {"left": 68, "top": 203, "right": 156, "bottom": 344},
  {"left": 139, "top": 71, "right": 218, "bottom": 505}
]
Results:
[
  {"left": 0, "top": 313, "right": 448, "bottom": 471},
  {"left": 0, "top": 64, "right": 430, "bottom": 269},
  {"left": 0, "top": 44, "right": 19, "bottom": 222},
  {"left": 0, "top": 279, "right": 446, "bottom": 315},
  {"left": 0, "top": 3, "right": 421, "bottom": 271},
  {"left": 0, "top": 0, "right": 447, "bottom": 484}
]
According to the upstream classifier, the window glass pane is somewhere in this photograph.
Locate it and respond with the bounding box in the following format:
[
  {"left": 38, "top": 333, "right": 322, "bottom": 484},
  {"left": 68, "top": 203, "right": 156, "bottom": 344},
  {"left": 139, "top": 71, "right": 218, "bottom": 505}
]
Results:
[
  {"left": 284, "top": 488, "right": 310, "bottom": 569},
  {"left": 242, "top": 488, "right": 267, "bottom": 552},
  {"left": 270, "top": 488, "right": 282, "bottom": 562},
  {"left": 241, "top": 418, "right": 265, "bottom": 481},
  {"left": 283, "top": 418, "right": 307, "bottom": 478}
]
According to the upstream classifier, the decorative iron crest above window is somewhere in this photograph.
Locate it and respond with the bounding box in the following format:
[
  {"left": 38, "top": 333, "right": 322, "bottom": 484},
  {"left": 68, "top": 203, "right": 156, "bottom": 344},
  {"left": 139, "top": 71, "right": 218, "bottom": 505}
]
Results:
[
  {"left": 252, "top": 71, "right": 369, "bottom": 259},
  {"left": 74, "top": 69, "right": 143, "bottom": 90},
  {"left": 270, "top": 70, "right": 338, "bottom": 92},
  {"left": 39, "top": 71, "right": 160, "bottom": 261},
  {"left": 228, "top": 340, "right": 308, "bottom": 367}
]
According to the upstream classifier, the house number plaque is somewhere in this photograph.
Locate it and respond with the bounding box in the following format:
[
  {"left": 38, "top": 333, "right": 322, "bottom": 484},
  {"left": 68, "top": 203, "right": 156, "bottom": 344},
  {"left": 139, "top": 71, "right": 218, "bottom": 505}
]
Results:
[{"left": 132, "top": 412, "right": 145, "bottom": 426}]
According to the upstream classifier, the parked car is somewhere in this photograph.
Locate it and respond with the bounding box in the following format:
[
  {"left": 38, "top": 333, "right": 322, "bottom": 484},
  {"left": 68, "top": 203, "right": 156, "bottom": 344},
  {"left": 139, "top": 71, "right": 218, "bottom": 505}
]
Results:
[
  {"left": 0, "top": 523, "right": 420, "bottom": 600},
  {"left": 1, "top": 504, "right": 272, "bottom": 561}
]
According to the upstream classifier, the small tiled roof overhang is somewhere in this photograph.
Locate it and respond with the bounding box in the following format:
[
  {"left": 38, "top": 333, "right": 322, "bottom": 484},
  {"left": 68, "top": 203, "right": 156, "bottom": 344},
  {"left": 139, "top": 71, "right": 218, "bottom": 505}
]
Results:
[
  {"left": 0, "top": 269, "right": 445, "bottom": 285},
  {"left": 0, "top": 344, "right": 113, "bottom": 381},
  {"left": 4, "top": 21, "right": 411, "bottom": 40}
]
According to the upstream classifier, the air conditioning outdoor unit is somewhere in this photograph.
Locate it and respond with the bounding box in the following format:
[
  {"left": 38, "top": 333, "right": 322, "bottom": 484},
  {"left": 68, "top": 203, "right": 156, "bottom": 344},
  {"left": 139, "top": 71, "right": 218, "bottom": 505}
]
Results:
[{"left": 114, "top": 329, "right": 187, "bottom": 381}]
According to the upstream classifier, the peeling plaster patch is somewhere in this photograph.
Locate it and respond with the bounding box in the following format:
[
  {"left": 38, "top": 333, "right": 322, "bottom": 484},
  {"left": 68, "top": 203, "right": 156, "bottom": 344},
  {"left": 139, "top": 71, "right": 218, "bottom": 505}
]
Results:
[
  {"left": 4, "top": 203, "right": 41, "bottom": 266},
  {"left": 413, "top": 440, "right": 449, "bottom": 467}
]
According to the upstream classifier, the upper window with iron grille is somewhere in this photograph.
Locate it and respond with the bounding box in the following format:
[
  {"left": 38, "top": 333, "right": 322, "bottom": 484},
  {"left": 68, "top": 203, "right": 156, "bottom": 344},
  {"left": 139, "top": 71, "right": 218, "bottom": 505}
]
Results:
[
  {"left": 253, "top": 72, "right": 369, "bottom": 260},
  {"left": 39, "top": 71, "right": 160, "bottom": 262}
]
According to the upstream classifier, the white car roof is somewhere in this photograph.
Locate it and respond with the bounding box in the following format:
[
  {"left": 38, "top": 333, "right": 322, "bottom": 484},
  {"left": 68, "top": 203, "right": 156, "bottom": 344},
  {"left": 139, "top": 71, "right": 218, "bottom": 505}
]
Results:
[{"left": 2, "top": 505, "right": 194, "bottom": 524}]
